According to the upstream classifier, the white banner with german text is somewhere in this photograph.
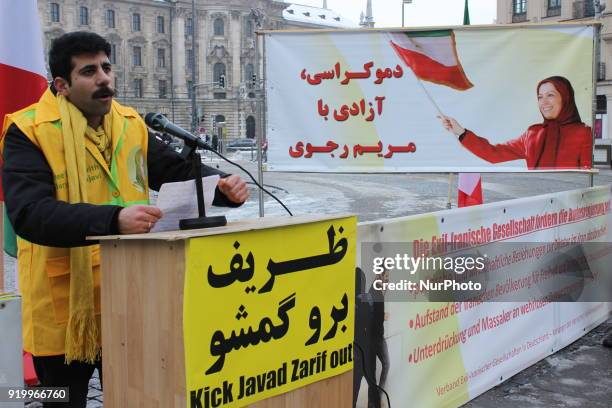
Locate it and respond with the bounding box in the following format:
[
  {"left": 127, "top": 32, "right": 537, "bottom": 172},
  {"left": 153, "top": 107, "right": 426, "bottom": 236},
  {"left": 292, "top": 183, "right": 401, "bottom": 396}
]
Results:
[{"left": 354, "top": 185, "right": 611, "bottom": 407}]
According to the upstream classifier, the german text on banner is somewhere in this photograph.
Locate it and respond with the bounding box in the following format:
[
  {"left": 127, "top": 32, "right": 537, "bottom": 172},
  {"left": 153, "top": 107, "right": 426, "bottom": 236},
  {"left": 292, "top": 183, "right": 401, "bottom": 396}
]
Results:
[
  {"left": 265, "top": 25, "right": 594, "bottom": 172},
  {"left": 355, "top": 186, "right": 611, "bottom": 407},
  {"left": 183, "top": 217, "right": 356, "bottom": 407}
]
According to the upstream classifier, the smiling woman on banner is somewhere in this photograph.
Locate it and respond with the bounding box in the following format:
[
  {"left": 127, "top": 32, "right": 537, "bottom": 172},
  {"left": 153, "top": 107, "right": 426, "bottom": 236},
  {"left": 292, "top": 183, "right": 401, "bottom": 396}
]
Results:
[{"left": 439, "top": 76, "right": 593, "bottom": 170}]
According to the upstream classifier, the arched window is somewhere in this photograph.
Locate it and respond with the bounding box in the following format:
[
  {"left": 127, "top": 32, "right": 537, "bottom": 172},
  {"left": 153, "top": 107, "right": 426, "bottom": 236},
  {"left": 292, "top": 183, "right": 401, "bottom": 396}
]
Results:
[
  {"left": 185, "top": 17, "right": 193, "bottom": 36},
  {"left": 133, "top": 13, "right": 141, "bottom": 31},
  {"left": 512, "top": 0, "right": 526, "bottom": 15},
  {"left": 110, "top": 44, "right": 117, "bottom": 64},
  {"left": 245, "top": 64, "right": 254, "bottom": 88},
  {"left": 50, "top": 3, "right": 60, "bottom": 22},
  {"left": 133, "top": 78, "right": 143, "bottom": 98},
  {"left": 133, "top": 46, "right": 142, "bottom": 66},
  {"left": 246, "top": 116, "right": 255, "bottom": 139},
  {"left": 106, "top": 9, "right": 115, "bottom": 28},
  {"left": 214, "top": 18, "right": 224, "bottom": 36},
  {"left": 215, "top": 114, "right": 226, "bottom": 124},
  {"left": 213, "top": 62, "right": 226, "bottom": 84},
  {"left": 79, "top": 6, "right": 89, "bottom": 25}
]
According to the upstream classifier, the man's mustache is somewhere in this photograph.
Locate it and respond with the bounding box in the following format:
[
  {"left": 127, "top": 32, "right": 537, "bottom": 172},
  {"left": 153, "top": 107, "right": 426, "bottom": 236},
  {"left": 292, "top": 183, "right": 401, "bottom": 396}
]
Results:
[{"left": 92, "top": 87, "right": 116, "bottom": 99}]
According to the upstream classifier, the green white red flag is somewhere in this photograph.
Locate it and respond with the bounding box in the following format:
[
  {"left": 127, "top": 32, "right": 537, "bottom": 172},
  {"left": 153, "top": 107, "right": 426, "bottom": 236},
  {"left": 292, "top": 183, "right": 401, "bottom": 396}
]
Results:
[
  {"left": 0, "top": 0, "right": 48, "bottom": 256},
  {"left": 457, "top": 173, "right": 483, "bottom": 207}
]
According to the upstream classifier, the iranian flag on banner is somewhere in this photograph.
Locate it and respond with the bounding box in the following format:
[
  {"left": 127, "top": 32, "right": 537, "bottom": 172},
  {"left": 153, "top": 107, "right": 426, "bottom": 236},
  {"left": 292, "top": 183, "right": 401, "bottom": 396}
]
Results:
[
  {"left": 0, "top": 0, "right": 48, "bottom": 256},
  {"left": 389, "top": 30, "right": 473, "bottom": 90}
]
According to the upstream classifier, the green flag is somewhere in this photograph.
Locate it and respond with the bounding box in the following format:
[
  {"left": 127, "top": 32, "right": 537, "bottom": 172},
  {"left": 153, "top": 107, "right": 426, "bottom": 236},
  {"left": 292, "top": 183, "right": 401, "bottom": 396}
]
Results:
[
  {"left": 463, "top": 0, "right": 470, "bottom": 25},
  {"left": 3, "top": 207, "right": 16, "bottom": 257}
]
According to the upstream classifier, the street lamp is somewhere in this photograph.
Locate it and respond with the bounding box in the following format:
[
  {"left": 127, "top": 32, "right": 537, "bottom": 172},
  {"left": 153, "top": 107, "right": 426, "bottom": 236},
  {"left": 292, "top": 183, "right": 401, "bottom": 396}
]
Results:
[
  {"left": 249, "top": 8, "right": 266, "bottom": 217},
  {"left": 190, "top": 0, "right": 198, "bottom": 133}
]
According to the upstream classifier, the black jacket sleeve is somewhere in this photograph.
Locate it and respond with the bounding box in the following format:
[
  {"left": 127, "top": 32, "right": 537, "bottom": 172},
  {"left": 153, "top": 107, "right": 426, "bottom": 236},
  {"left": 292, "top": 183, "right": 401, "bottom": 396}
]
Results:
[
  {"left": 2, "top": 124, "right": 122, "bottom": 247},
  {"left": 1, "top": 126, "right": 244, "bottom": 248},
  {"left": 147, "top": 133, "right": 242, "bottom": 207}
]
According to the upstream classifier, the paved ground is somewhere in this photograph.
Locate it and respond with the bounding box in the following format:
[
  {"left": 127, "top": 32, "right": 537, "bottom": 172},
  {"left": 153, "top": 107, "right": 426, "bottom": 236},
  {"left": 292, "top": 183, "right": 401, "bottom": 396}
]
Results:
[
  {"left": 464, "top": 318, "right": 612, "bottom": 408},
  {"left": 19, "top": 321, "right": 612, "bottom": 407},
  {"left": 7, "top": 156, "right": 612, "bottom": 407}
]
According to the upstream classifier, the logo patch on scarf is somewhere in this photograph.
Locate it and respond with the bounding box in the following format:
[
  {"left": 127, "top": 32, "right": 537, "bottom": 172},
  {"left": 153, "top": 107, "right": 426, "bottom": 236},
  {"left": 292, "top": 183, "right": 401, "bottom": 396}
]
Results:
[{"left": 127, "top": 147, "right": 147, "bottom": 193}]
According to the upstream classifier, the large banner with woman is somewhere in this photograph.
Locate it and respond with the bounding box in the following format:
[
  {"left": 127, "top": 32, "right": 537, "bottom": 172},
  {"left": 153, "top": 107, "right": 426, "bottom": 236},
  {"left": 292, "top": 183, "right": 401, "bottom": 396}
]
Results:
[{"left": 265, "top": 24, "right": 594, "bottom": 172}]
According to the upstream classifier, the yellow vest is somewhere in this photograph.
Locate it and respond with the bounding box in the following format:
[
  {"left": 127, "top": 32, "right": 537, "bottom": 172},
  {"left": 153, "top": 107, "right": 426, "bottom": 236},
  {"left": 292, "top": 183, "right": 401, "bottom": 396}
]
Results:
[{"left": 2, "top": 89, "right": 150, "bottom": 355}]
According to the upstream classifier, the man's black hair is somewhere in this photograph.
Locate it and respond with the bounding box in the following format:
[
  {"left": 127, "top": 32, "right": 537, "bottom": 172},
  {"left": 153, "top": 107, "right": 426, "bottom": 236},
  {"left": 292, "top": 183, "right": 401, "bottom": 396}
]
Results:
[{"left": 49, "top": 31, "right": 111, "bottom": 84}]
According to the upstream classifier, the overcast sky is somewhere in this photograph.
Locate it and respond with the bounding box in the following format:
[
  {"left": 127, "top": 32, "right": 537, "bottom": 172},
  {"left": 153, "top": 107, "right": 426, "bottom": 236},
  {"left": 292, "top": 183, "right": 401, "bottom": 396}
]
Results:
[{"left": 289, "top": 0, "right": 498, "bottom": 27}]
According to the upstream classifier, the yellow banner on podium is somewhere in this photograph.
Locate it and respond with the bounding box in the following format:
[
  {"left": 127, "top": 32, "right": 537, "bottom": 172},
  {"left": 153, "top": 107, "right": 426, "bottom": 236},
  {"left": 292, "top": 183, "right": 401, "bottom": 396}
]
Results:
[{"left": 183, "top": 217, "right": 356, "bottom": 407}]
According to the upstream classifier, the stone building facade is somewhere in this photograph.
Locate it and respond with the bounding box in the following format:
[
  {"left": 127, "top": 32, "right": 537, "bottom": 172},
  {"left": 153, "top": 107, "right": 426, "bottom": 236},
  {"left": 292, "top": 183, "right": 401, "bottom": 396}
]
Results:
[
  {"left": 37, "top": 0, "right": 353, "bottom": 143},
  {"left": 497, "top": 0, "right": 610, "bottom": 145}
]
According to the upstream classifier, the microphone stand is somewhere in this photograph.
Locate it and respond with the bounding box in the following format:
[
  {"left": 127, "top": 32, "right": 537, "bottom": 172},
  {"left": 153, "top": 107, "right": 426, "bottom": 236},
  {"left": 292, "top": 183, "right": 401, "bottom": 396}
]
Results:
[{"left": 178, "top": 138, "right": 227, "bottom": 230}]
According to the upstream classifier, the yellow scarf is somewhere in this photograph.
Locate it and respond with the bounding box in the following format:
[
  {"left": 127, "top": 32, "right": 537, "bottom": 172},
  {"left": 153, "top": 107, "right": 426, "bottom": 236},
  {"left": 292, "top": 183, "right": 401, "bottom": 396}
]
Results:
[
  {"left": 58, "top": 95, "right": 115, "bottom": 363},
  {"left": 85, "top": 127, "right": 111, "bottom": 167}
]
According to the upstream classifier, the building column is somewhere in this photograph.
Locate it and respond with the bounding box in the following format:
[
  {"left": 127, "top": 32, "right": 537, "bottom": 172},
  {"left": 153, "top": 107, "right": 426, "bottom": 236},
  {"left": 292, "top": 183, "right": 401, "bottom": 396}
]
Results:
[
  {"left": 238, "top": 110, "right": 245, "bottom": 138},
  {"left": 172, "top": 8, "right": 186, "bottom": 97},
  {"left": 562, "top": 0, "right": 572, "bottom": 19},
  {"left": 231, "top": 10, "right": 241, "bottom": 89},
  {"left": 198, "top": 10, "right": 208, "bottom": 90}
]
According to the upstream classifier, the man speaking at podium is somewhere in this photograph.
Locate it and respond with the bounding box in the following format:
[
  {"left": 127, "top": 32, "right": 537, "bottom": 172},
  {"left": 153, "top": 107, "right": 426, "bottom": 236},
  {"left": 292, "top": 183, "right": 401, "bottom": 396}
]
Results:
[{"left": 0, "top": 31, "right": 248, "bottom": 407}]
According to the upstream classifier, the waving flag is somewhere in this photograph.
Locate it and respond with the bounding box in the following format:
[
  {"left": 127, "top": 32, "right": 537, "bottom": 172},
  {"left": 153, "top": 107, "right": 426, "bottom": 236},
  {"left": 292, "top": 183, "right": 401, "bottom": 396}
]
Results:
[
  {"left": 0, "top": 0, "right": 48, "bottom": 256},
  {"left": 389, "top": 30, "right": 473, "bottom": 91},
  {"left": 457, "top": 173, "right": 483, "bottom": 207}
]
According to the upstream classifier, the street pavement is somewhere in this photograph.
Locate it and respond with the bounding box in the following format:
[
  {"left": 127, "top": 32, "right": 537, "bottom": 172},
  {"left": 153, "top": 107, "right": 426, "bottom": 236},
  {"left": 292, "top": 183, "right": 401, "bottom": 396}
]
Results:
[
  {"left": 464, "top": 317, "right": 612, "bottom": 408},
  {"left": 7, "top": 154, "right": 612, "bottom": 407}
]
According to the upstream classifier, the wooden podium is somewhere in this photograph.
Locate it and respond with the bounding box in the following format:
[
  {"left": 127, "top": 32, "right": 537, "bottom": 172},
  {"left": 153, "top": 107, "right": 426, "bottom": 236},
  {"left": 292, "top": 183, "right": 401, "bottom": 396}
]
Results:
[{"left": 94, "top": 215, "right": 354, "bottom": 408}]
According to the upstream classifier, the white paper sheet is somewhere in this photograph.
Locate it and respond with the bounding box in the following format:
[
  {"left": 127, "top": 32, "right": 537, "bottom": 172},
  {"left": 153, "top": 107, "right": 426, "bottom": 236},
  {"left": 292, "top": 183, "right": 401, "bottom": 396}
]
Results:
[{"left": 151, "top": 175, "right": 220, "bottom": 232}]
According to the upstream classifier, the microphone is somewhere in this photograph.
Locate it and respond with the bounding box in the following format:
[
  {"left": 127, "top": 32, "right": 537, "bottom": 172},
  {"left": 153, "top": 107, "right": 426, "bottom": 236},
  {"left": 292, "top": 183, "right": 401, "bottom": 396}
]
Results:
[
  {"left": 144, "top": 112, "right": 294, "bottom": 217},
  {"left": 144, "top": 112, "right": 210, "bottom": 150},
  {"left": 145, "top": 112, "right": 225, "bottom": 229}
]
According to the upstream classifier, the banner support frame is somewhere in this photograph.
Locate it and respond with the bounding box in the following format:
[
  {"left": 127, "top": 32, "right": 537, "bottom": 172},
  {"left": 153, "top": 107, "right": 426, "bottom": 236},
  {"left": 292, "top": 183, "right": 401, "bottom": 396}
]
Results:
[
  {"left": 591, "top": 19, "right": 600, "bottom": 188},
  {"left": 0, "top": 203, "right": 3, "bottom": 292},
  {"left": 257, "top": 31, "right": 266, "bottom": 217},
  {"left": 446, "top": 173, "right": 454, "bottom": 209}
]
